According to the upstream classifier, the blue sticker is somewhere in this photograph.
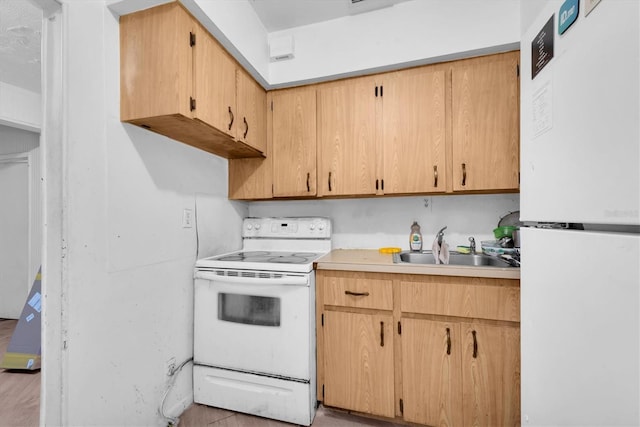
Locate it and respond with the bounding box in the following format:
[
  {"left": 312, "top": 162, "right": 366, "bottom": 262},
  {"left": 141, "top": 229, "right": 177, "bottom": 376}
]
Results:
[
  {"left": 28, "top": 292, "right": 42, "bottom": 313},
  {"left": 27, "top": 359, "right": 34, "bottom": 369},
  {"left": 559, "top": 0, "right": 579, "bottom": 34},
  {"left": 26, "top": 313, "right": 35, "bottom": 322}
]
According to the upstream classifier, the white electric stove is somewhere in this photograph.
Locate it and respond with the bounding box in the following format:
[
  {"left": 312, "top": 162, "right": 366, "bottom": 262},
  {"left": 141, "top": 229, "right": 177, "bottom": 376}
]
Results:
[{"left": 193, "top": 217, "right": 331, "bottom": 426}]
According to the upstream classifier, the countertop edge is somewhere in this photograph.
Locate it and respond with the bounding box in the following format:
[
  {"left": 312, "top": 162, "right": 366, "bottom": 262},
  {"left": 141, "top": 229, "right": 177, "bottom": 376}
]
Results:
[{"left": 315, "top": 249, "right": 521, "bottom": 280}]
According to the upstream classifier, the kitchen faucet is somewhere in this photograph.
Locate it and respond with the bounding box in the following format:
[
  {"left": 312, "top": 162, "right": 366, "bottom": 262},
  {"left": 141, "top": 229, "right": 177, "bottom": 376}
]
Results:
[
  {"left": 436, "top": 226, "right": 447, "bottom": 247},
  {"left": 469, "top": 237, "right": 476, "bottom": 254}
]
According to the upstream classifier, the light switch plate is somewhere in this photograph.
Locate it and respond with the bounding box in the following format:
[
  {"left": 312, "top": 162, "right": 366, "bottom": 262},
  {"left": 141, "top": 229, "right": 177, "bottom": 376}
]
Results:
[{"left": 182, "top": 209, "right": 193, "bottom": 228}]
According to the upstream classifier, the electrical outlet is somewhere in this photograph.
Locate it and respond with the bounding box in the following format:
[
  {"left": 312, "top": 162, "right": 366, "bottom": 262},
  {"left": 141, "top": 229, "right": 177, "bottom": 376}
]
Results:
[
  {"left": 182, "top": 209, "right": 193, "bottom": 228},
  {"left": 166, "top": 357, "right": 176, "bottom": 376}
]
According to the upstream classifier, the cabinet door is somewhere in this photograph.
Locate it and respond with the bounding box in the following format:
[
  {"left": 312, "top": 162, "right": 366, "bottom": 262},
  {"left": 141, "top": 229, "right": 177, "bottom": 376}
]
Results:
[
  {"left": 323, "top": 311, "right": 395, "bottom": 417},
  {"left": 382, "top": 68, "right": 447, "bottom": 194},
  {"left": 228, "top": 91, "right": 273, "bottom": 200},
  {"left": 272, "top": 87, "right": 317, "bottom": 197},
  {"left": 317, "top": 77, "right": 377, "bottom": 197},
  {"left": 461, "top": 322, "right": 521, "bottom": 427},
  {"left": 402, "top": 318, "right": 463, "bottom": 427},
  {"left": 236, "top": 69, "right": 267, "bottom": 153},
  {"left": 194, "top": 23, "right": 237, "bottom": 138},
  {"left": 120, "top": 2, "right": 193, "bottom": 121},
  {"left": 452, "top": 51, "right": 520, "bottom": 191}
]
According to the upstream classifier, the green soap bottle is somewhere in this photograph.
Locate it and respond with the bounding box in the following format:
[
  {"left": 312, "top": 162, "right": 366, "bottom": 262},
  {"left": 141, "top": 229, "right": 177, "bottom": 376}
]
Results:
[{"left": 409, "top": 221, "right": 423, "bottom": 252}]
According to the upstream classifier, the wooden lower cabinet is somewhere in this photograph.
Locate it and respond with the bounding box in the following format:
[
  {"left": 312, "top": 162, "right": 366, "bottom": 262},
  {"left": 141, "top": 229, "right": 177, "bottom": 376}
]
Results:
[
  {"left": 317, "top": 269, "right": 520, "bottom": 427},
  {"left": 402, "top": 318, "right": 463, "bottom": 426},
  {"left": 323, "top": 311, "right": 395, "bottom": 418},
  {"left": 402, "top": 318, "right": 520, "bottom": 427},
  {"left": 461, "top": 322, "right": 521, "bottom": 427}
]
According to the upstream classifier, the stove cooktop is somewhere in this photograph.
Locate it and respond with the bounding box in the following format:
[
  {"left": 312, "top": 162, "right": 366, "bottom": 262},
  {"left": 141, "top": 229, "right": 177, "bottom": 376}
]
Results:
[
  {"left": 213, "top": 251, "right": 322, "bottom": 265},
  {"left": 195, "top": 250, "right": 327, "bottom": 273}
]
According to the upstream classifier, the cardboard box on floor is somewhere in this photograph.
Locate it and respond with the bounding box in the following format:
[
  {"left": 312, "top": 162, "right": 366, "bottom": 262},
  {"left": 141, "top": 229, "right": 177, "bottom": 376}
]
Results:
[{"left": 1, "top": 268, "right": 41, "bottom": 370}]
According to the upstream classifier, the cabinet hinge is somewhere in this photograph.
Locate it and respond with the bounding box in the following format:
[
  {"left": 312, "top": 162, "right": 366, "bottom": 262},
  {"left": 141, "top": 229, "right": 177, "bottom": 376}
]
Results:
[
  {"left": 397, "top": 321, "right": 402, "bottom": 335},
  {"left": 190, "top": 97, "right": 196, "bottom": 111},
  {"left": 321, "top": 313, "right": 324, "bottom": 327},
  {"left": 190, "top": 31, "right": 196, "bottom": 47},
  {"left": 400, "top": 399, "right": 404, "bottom": 414}
]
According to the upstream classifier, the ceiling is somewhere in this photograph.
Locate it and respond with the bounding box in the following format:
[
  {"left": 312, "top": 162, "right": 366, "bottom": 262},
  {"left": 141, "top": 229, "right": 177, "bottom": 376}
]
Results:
[
  {"left": 248, "top": 0, "right": 412, "bottom": 32},
  {"left": 0, "top": 0, "right": 42, "bottom": 93},
  {"left": 0, "top": 0, "right": 411, "bottom": 94}
]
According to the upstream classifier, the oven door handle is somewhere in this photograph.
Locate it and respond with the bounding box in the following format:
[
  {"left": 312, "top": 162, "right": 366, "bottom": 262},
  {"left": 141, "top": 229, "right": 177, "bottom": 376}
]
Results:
[{"left": 194, "top": 271, "right": 309, "bottom": 286}]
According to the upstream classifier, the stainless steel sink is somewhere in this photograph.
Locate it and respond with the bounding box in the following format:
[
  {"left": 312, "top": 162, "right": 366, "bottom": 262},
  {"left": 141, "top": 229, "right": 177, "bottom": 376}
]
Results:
[{"left": 396, "top": 251, "right": 514, "bottom": 267}]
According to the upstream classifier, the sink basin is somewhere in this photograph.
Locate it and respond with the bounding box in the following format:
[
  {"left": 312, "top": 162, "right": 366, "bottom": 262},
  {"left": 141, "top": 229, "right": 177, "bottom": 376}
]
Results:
[{"left": 397, "top": 251, "right": 514, "bottom": 268}]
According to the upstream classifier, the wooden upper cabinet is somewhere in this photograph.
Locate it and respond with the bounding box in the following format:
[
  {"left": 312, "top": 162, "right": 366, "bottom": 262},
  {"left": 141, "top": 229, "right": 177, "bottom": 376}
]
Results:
[
  {"left": 120, "top": 2, "right": 263, "bottom": 159},
  {"left": 120, "top": 2, "right": 193, "bottom": 121},
  {"left": 272, "top": 87, "right": 317, "bottom": 197},
  {"left": 193, "top": 22, "right": 237, "bottom": 139},
  {"left": 317, "top": 76, "right": 378, "bottom": 197},
  {"left": 451, "top": 51, "right": 520, "bottom": 192},
  {"left": 236, "top": 69, "right": 267, "bottom": 154},
  {"left": 381, "top": 67, "right": 447, "bottom": 194},
  {"left": 228, "top": 90, "right": 273, "bottom": 201}
]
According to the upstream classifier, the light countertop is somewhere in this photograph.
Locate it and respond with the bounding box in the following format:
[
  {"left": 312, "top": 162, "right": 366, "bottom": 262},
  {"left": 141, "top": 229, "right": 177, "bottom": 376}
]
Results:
[{"left": 315, "top": 249, "right": 520, "bottom": 280}]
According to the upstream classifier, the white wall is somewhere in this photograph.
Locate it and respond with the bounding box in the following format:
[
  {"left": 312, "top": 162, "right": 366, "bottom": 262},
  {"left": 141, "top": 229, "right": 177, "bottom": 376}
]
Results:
[
  {"left": 187, "top": 0, "right": 270, "bottom": 87},
  {"left": 0, "top": 82, "right": 41, "bottom": 132},
  {"left": 267, "top": 0, "right": 521, "bottom": 86},
  {"left": 250, "top": 194, "right": 519, "bottom": 251},
  {"left": 184, "top": 0, "right": 520, "bottom": 88},
  {"left": 0, "top": 124, "right": 42, "bottom": 289},
  {"left": 42, "top": 2, "right": 246, "bottom": 425},
  {"left": 40, "top": 0, "right": 523, "bottom": 425}
]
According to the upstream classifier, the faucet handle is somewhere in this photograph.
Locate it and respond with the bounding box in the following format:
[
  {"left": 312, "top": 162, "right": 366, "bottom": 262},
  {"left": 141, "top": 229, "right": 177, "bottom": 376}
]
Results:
[{"left": 437, "top": 226, "right": 447, "bottom": 245}]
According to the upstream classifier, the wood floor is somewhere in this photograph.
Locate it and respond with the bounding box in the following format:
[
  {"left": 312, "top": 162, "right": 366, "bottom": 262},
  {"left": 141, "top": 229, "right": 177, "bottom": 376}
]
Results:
[
  {"left": 1, "top": 319, "right": 401, "bottom": 426},
  {"left": 179, "top": 403, "right": 405, "bottom": 427},
  {"left": 0, "top": 319, "right": 40, "bottom": 427}
]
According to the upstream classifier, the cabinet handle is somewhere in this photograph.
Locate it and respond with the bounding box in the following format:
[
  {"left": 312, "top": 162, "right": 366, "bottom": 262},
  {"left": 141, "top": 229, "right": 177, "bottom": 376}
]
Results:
[
  {"left": 446, "top": 327, "right": 451, "bottom": 355},
  {"left": 306, "top": 172, "right": 310, "bottom": 192},
  {"left": 461, "top": 163, "right": 467, "bottom": 187},
  {"left": 381, "top": 179, "right": 384, "bottom": 191},
  {"left": 243, "top": 117, "right": 249, "bottom": 139},
  {"left": 344, "top": 290, "right": 370, "bottom": 297},
  {"left": 433, "top": 165, "right": 438, "bottom": 187},
  {"left": 375, "top": 179, "right": 379, "bottom": 190},
  {"left": 380, "top": 321, "right": 385, "bottom": 347},
  {"left": 228, "top": 106, "right": 234, "bottom": 131},
  {"left": 472, "top": 330, "right": 478, "bottom": 358},
  {"left": 328, "top": 172, "right": 332, "bottom": 192}
]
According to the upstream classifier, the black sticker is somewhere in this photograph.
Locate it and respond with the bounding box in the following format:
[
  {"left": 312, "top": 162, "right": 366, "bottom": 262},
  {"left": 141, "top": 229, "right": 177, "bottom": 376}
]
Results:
[{"left": 532, "top": 15, "right": 555, "bottom": 79}]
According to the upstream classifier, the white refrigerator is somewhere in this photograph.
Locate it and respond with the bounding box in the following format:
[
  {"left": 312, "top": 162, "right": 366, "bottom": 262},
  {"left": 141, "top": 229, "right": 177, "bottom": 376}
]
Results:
[{"left": 520, "top": 1, "right": 640, "bottom": 426}]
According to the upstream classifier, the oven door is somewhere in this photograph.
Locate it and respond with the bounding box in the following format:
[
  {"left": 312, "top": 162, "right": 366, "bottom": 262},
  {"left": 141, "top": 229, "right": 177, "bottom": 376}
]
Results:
[{"left": 194, "top": 270, "right": 312, "bottom": 381}]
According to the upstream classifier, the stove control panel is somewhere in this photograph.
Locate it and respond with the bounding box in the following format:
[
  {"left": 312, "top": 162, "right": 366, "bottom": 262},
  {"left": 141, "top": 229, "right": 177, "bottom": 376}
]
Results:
[{"left": 243, "top": 217, "right": 331, "bottom": 239}]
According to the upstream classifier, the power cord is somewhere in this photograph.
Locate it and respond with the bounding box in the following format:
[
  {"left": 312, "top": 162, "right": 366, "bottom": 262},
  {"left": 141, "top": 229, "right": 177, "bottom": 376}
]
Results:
[{"left": 159, "top": 357, "right": 193, "bottom": 426}]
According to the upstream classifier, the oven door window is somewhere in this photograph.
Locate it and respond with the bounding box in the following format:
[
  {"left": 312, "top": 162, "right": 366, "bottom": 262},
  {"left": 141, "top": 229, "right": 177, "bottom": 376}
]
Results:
[{"left": 218, "top": 293, "right": 281, "bottom": 327}]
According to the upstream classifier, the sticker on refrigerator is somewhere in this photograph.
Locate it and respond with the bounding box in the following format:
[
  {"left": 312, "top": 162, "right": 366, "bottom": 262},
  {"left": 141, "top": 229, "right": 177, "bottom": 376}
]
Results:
[
  {"left": 559, "top": 0, "right": 579, "bottom": 34},
  {"left": 532, "top": 15, "right": 554, "bottom": 79},
  {"left": 584, "top": 0, "right": 602, "bottom": 17},
  {"left": 27, "top": 292, "right": 41, "bottom": 313},
  {"left": 532, "top": 81, "right": 553, "bottom": 138}
]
